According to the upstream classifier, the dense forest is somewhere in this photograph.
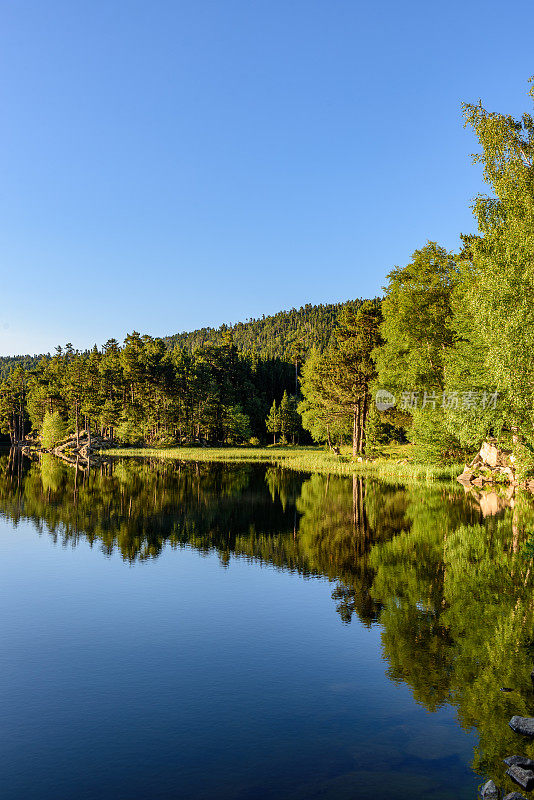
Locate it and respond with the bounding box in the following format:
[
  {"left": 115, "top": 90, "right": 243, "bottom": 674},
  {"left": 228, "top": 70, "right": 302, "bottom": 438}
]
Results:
[
  {"left": 0, "top": 300, "right": 362, "bottom": 381},
  {"left": 2, "top": 79, "right": 534, "bottom": 470},
  {"left": 163, "top": 301, "right": 357, "bottom": 360},
  {"left": 0, "top": 354, "right": 43, "bottom": 381}
]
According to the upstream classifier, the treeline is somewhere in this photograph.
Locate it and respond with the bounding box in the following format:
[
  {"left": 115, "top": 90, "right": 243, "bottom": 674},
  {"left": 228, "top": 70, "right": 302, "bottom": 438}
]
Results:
[
  {"left": 0, "top": 300, "right": 373, "bottom": 448},
  {"left": 0, "top": 301, "right": 367, "bottom": 383},
  {"left": 0, "top": 354, "right": 43, "bottom": 382},
  {"left": 0, "top": 334, "right": 304, "bottom": 446},
  {"left": 0, "top": 301, "right": 361, "bottom": 381},
  {"left": 163, "top": 301, "right": 365, "bottom": 361}
]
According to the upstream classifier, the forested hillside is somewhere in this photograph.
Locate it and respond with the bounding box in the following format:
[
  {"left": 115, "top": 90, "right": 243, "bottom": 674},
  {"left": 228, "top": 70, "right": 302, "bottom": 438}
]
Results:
[
  {"left": 0, "top": 300, "right": 371, "bottom": 448},
  {"left": 164, "top": 301, "right": 366, "bottom": 360},
  {"left": 0, "top": 354, "right": 44, "bottom": 381},
  {"left": 0, "top": 299, "right": 366, "bottom": 380}
]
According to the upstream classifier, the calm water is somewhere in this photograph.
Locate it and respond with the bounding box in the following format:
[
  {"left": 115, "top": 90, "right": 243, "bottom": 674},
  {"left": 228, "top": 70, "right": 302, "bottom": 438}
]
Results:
[{"left": 1, "top": 452, "right": 534, "bottom": 800}]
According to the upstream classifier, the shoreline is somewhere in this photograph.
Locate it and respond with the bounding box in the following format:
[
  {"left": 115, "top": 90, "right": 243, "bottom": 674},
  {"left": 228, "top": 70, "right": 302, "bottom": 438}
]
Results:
[{"left": 101, "top": 444, "right": 462, "bottom": 482}]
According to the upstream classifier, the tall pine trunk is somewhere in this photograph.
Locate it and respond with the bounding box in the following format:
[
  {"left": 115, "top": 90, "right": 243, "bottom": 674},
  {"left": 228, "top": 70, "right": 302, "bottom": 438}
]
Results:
[
  {"left": 352, "top": 403, "right": 360, "bottom": 458},
  {"left": 359, "top": 394, "right": 368, "bottom": 454}
]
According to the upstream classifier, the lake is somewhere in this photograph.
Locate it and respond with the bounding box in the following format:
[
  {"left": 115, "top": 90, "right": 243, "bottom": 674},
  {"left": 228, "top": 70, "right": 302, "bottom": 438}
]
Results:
[{"left": 1, "top": 451, "right": 534, "bottom": 799}]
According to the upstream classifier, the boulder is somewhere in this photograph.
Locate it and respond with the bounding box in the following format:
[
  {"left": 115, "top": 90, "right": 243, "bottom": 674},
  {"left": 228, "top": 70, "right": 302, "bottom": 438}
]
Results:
[
  {"left": 457, "top": 469, "right": 474, "bottom": 485},
  {"left": 459, "top": 440, "right": 516, "bottom": 487},
  {"left": 509, "top": 716, "right": 534, "bottom": 736},
  {"left": 480, "top": 441, "right": 512, "bottom": 468},
  {"left": 498, "top": 466, "right": 515, "bottom": 482},
  {"left": 504, "top": 793, "right": 528, "bottom": 800},
  {"left": 504, "top": 756, "right": 534, "bottom": 770},
  {"left": 506, "top": 765, "right": 534, "bottom": 791},
  {"left": 480, "top": 780, "right": 499, "bottom": 799}
]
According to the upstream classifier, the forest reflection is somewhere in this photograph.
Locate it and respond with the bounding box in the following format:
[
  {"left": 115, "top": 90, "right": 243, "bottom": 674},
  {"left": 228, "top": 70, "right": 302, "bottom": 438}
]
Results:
[{"left": 2, "top": 449, "right": 534, "bottom": 788}]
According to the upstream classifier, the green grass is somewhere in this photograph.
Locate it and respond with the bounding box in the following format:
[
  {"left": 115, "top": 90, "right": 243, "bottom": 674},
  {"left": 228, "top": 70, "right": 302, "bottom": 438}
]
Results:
[{"left": 103, "top": 443, "right": 462, "bottom": 483}]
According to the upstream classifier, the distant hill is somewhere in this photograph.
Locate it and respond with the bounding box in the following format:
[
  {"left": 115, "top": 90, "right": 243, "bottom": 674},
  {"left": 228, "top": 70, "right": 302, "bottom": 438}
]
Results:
[
  {"left": 164, "top": 299, "right": 374, "bottom": 361},
  {"left": 0, "top": 298, "right": 378, "bottom": 378},
  {"left": 0, "top": 354, "right": 46, "bottom": 381}
]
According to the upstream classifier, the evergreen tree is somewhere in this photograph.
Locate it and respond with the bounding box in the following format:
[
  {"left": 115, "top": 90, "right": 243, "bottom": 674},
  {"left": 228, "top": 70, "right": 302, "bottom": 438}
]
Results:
[
  {"left": 266, "top": 400, "right": 280, "bottom": 444},
  {"left": 300, "top": 301, "right": 382, "bottom": 456}
]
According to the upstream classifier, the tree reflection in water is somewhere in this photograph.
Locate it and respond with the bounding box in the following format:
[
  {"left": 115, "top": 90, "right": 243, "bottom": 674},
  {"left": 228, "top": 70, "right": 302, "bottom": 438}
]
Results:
[{"left": 2, "top": 448, "right": 534, "bottom": 792}]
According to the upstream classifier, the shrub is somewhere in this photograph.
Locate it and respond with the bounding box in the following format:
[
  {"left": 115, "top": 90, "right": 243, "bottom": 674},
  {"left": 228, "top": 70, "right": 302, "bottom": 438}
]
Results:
[{"left": 41, "top": 411, "right": 66, "bottom": 449}]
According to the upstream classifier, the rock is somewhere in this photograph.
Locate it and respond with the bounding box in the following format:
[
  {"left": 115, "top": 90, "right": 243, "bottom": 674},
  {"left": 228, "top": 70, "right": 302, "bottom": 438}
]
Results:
[
  {"left": 480, "top": 780, "right": 499, "bottom": 799},
  {"left": 457, "top": 469, "right": 474, "bottom": 485},
  {"left": 480, "top": 441, "right": 499, "bottom": 467},
  {"left": 506, "top": 765, "right": 534, "bottom": 791},
  {"left": 504, "top": 793, "right": 528, "bottom": 800},
  {"left": 499, "top": 466, "right": 515, "bottom": 482},
  {"left": 480, "top": 441, "right": 512, "bottom": 468},
  {"left": 460, "top": 441, "right": 515, "bottom": 486},
  {"left": 510, "top": 716, "right": 534, "bottom": 736},
  {"left": 504, "top": 756, "right": 534, "bottom": 769}
]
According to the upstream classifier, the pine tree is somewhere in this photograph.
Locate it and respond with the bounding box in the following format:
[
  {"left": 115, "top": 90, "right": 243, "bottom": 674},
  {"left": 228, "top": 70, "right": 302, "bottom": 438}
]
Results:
[{"left": 265, "top": 399, "right": 280, "bottom": 445}]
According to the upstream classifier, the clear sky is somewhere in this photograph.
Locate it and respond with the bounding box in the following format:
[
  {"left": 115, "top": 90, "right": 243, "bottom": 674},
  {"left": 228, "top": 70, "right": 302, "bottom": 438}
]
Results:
[{"left": 1, "top": 0, "right": 534, "bottom": 356}]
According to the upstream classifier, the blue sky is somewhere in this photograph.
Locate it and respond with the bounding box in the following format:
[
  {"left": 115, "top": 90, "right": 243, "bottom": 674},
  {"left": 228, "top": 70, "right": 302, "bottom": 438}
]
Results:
[{"left": 1, "top": 0, "right": 534, "bottom": 355}]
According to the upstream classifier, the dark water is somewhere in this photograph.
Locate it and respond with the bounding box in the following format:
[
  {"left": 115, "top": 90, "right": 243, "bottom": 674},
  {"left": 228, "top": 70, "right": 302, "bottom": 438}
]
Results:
[{"left": 2, "top": 452, "right": 534, "bottom": 800}]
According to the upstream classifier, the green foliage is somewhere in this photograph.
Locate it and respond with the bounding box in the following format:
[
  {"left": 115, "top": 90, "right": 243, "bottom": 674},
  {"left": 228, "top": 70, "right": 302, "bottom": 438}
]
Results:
[
  {"left": 278, "top": 391, "right": 299, "bottom": 444},
  {"left": 265, "top": 399, "right": 280, "bottom": 444},
  {"left": 298, "top": 349, "right": 349, "bottom": 446},
  {"left": 460, "top": 81, "right": 534, "bottom": 466},
  {"left": 300, "top": 301, "right": 382, "bottom": 455},
  {"left": 364, "top": 402, "right": 406, "bottom": 452},
  {"left": 164, "top": 300, "right": 372, "bottom": 361},
  {"left": 0, "top": 331, "right": 313, "bottom": 447},
  {"left": 223, "top": 404, "right": 251, "bottom": 444},
  {"left": 408, "top": 408, "right": 471, "bottom": 464},
  {"left": 115, "top": 419, "right": 144, "bottom": 445},
  {"left": 2, "top": 300, "right": 381, "bottom": 448},
  {"left": 41, "top": 411, "right": 66, "bottom": 449},
  {"left": 375, "top": 241, "right": 459, "bottom": 394}
]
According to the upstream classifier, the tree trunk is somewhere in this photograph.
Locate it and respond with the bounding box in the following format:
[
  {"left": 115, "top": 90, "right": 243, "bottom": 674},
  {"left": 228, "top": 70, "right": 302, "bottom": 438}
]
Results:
[
  {"left": 359, "top": 394, "right": 368, "bottom": 454},
  {"left": 352, "top": 403, "right": 360, "bottom": 458}
]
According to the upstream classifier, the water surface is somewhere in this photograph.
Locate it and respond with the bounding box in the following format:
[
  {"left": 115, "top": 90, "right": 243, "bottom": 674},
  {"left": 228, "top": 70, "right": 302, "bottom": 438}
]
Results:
[{"left": 1, "top": 452, "right": 534, "bottom": 799}]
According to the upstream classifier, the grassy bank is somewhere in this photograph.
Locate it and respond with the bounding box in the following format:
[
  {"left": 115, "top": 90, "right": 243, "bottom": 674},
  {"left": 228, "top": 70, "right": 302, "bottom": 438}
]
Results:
[{"left": 104, "top": 443, "right": 462, "bottom": 482}]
